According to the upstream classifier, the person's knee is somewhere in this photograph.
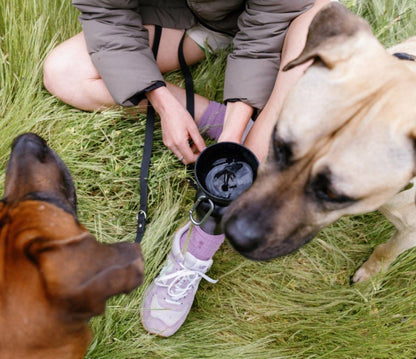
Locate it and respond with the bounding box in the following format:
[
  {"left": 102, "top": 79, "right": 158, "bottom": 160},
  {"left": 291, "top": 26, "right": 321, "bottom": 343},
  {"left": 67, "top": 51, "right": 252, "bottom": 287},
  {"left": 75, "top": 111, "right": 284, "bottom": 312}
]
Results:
[
  {"left": 43, "top": 46, "right": 74, "bottom": 97},
  {"left": 43, "top": 49, "right": 63, "bottom": 96}
]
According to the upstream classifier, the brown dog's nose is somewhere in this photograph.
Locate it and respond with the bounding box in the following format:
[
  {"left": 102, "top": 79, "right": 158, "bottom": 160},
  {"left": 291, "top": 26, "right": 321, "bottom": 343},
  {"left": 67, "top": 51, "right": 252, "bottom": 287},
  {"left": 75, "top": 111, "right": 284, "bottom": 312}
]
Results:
[
  {"left": 11, "top": 133, "right": 47, "bottom": 159},
  {"left": 223, "top": 215, "right": 263, "bottom": 253},
  {"left": 4, "top": 133, "right": 78, "bottom": 213}
]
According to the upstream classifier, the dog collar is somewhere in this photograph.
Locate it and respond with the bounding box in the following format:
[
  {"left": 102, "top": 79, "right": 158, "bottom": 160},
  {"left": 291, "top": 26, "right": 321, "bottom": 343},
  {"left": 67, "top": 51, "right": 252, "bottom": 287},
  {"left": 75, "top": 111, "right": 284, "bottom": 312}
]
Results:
[{"left": 393, "top": 52, "right": 416, "bottom": 61}]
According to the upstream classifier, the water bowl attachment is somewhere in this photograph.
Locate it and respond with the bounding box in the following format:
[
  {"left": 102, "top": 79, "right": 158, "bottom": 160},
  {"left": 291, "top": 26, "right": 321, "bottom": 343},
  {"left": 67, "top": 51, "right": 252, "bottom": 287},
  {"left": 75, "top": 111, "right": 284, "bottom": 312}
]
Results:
[{"left": 190, "top": 142, "right": 259, "bottom": 225}]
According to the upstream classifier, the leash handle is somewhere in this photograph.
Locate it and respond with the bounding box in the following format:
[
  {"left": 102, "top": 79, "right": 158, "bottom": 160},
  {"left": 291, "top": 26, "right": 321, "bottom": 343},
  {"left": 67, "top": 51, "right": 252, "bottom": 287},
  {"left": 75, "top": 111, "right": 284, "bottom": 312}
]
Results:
[{"left": 135, "top": 25, "right": 162, "bottom": 244}]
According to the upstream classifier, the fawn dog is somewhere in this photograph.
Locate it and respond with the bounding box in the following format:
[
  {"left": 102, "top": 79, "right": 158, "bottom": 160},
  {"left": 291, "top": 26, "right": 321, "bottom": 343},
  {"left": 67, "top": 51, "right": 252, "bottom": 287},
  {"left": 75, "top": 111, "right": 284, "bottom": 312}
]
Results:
[{"left": 223, "top": 3, "right": 416, "bottom": 283}]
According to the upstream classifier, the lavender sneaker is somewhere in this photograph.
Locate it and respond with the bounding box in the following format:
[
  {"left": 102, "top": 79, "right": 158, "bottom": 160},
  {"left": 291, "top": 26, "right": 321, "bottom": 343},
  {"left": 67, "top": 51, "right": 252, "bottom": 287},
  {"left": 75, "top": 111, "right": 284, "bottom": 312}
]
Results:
[{"left": 140, "top": 222, "right": 218, "bottom": 337}]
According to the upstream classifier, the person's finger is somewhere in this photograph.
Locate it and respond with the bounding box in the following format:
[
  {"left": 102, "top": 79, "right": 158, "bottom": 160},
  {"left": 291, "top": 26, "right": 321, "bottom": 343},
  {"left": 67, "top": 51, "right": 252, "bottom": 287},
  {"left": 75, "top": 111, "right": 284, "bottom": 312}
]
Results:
[
  {"left": 167, "top": 144, "right": 185, "bottom": 163},
  {"left": 188, "top": 126, "right": 206, "bottom": 154},
  {"left": 179, "top": 143, "right": 197, "bottom": 164},
  {"left": 191, "top": 141, "right": 199, "bottom": 154}
]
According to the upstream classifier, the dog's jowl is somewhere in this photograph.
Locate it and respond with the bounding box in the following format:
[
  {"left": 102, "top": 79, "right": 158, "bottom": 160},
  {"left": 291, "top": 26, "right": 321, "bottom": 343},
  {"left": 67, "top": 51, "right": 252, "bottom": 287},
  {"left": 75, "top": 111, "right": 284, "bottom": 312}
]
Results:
[
  {"left": 223, "top": 3, "right": 416, "bottom": 283},
  {"left": 0, "top": 133, "right": 144, "bottom": 359}
]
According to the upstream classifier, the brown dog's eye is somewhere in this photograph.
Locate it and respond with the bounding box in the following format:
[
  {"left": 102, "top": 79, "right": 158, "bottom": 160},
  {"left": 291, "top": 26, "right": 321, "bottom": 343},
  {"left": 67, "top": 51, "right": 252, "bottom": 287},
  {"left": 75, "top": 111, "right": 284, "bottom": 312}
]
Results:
[{"left": 273, "top": 136, "right": 292, "bottom": 169}]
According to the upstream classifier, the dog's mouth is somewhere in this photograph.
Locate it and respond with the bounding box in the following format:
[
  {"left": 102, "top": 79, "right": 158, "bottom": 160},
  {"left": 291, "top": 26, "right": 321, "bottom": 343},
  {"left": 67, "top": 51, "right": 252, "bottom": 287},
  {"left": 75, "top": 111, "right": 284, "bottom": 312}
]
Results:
[
  {"left": 228, "top": 232, "right": 317, "bottom": 261},
  {"left": 223, "top": 210, "right": 319, "bottom": 260}
]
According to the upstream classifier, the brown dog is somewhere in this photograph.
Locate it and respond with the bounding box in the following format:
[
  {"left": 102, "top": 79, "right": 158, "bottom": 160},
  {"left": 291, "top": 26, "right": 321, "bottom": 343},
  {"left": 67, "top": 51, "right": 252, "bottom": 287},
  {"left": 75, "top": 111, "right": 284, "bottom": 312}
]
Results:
[
  {"left": 0, "top": 133, "right": 144, "bottom": 359},
  {"left": 223, "top": 3, "right": 416, "bottom": 282}
]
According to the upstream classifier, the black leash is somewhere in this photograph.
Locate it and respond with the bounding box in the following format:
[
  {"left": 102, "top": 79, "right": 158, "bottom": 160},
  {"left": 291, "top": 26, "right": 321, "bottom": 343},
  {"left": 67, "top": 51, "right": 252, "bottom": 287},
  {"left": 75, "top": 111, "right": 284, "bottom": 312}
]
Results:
[
  {"left": 178, "top": 32, "right": 195, "bottom": 119},
  {"left": 135, "top": 25, "right": 162, "bottom": 243},
  {"left": 135, "top": 29, "right": 195, "bottom": 243},
  {"left": 178, "top": 31, "right": 198, "bottom": 189}
]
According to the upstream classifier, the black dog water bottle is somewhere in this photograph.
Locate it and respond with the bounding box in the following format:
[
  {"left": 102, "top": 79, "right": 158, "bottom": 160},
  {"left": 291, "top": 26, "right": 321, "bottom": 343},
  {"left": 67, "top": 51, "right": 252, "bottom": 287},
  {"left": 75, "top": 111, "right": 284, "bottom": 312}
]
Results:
[{"left": 190, "top": 142, "right": 259, "bottom": 234}]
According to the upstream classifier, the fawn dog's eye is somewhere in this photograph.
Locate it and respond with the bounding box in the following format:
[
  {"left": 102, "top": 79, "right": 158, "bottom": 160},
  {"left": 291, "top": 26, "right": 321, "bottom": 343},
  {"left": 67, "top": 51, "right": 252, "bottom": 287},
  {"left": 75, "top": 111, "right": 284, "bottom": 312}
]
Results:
[
  {"left": 311, "top": 171, "right": 354, "bottom": 205},
  {"left": 273, "top": 135, "right": 292, "bottom": 169}
]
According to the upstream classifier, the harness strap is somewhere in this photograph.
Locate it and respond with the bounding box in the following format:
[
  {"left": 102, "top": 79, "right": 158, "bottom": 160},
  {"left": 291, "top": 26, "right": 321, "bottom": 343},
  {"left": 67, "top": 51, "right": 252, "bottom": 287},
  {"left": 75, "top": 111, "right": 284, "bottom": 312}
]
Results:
[{"left": 135, "top": 25, "right": 162, "bottom": 243}]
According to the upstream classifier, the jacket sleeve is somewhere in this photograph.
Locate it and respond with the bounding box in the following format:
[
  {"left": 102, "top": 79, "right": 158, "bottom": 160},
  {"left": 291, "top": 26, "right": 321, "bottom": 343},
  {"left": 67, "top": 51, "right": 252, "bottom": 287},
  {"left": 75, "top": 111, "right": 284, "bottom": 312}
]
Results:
[
  {"left": 72, "top": 0, "right": 164, "bottom": 106},
  {"left": 224, "top": 0, "right": 315, "bottom": 110}
]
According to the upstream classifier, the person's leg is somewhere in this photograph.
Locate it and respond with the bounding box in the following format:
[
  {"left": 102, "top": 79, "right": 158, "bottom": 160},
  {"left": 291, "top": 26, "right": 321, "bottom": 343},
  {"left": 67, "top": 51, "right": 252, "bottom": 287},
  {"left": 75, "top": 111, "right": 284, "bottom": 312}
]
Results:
[
  {"left": 141, "top": 222, "right": 225, "bottom": 337},
  {"left": 43, "top": 27, "right": 210, "bottom": 115},
  {"left": 43, "top": 32, "right": 115, "bottom": 111},
  {"left": 43, "top": 27, "right": 229, "bottom": 138}
]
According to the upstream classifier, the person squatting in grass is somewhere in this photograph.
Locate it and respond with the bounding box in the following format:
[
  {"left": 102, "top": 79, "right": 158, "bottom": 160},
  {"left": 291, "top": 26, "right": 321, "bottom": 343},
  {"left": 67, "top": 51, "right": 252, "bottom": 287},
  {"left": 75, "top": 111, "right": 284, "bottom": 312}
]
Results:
[{"left": 43, "top": 0, "right": 331, "bottom": 337}]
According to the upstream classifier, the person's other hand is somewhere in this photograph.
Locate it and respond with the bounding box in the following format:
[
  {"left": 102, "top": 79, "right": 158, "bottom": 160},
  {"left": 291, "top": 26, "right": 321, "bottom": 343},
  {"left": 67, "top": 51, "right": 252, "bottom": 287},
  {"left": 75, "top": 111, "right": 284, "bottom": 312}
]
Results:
[{"left": 217, "top": 101, "right": 253, "bottom": 144}]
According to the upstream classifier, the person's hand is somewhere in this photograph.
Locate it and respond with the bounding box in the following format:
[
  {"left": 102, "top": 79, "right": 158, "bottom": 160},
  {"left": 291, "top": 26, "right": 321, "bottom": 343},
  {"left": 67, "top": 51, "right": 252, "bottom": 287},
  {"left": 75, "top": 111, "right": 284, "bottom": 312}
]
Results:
[
  {"left": 217, "top": 101, "right": 253, "bottom": 143},
  {"left": 160, "top": 106, "right": 205, "bottom": 164},
  {"left": 242, "top": 109, "right": 275, "bottom": 163},
  {"left": 146, "top": 86, "right": 206, "bottom": 164}
]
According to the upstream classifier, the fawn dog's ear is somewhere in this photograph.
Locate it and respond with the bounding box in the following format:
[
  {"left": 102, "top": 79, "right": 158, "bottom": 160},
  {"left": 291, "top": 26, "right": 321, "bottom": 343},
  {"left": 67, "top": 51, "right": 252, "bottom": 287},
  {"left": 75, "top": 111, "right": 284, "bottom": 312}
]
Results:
[
  {"left": 26, "top": 229, "right": 144, "bottom": 318},
  {"left": 284, "top": 2, "right": 372, "bottom": 71}
]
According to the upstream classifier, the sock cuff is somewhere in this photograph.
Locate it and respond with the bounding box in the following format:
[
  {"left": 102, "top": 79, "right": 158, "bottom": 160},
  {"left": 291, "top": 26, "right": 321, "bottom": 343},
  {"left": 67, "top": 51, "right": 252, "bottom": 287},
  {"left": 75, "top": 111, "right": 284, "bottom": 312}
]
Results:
[{"left": 199, "top": 101, "right": 225, "bottom": 125}]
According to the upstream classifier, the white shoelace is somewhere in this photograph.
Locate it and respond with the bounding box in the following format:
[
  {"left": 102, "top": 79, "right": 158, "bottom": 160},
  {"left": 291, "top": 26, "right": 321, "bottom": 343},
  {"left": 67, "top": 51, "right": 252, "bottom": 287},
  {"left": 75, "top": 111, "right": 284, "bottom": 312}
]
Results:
[{"left": 155, "top": 262, "right": 218, "bottom": 304}]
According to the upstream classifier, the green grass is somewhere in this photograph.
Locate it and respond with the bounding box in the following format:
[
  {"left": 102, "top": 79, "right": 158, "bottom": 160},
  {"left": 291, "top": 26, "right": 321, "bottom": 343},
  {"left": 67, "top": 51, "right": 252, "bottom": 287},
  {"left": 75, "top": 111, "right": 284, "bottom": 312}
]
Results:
[{"left": 2, "top": 0, "right": 416, "bottom": 358}]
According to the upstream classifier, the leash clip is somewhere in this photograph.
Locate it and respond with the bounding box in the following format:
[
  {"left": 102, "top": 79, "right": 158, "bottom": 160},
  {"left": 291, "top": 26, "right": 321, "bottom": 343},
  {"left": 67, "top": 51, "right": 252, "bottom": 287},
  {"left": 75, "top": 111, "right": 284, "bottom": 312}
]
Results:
[
  {"left": 135, "top": 210, "right": 147, "bottom": 243},
  {"left": 189, "top": 195, "right": 214, "bottom": 226},
  {"left": 136, "top": 209, "right": 147, "bottom": 222}
]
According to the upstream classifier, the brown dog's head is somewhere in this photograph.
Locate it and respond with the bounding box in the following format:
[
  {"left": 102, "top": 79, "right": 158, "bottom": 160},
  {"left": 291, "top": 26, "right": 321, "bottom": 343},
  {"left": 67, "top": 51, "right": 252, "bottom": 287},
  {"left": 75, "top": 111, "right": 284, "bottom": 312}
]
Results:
[
  {"left": 223, "top": 3, "right": 416, "bottom": 260},
  {"left": 0, "top": 133, "right": 144, "bottom": 359}
]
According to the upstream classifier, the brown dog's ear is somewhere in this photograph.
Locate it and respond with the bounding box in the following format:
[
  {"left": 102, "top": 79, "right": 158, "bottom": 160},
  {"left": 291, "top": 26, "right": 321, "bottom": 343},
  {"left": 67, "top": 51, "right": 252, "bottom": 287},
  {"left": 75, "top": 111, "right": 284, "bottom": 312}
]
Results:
[
  {"left": 284, "top": 2, "right": 373, "bottom": 71},
  {"left": 26, "top": 232, "right": 143, "bottom": 318}
]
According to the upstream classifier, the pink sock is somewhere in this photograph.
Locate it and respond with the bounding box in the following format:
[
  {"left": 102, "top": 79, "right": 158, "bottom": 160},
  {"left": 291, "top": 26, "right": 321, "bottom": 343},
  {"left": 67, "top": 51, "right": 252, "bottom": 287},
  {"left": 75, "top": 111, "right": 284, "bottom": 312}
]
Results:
[
  {"left": 180, "top": 224, "right": 225, "bottom": 261},
  {"left": 197, "top": 101, "right": 226, "bottom": 141}
]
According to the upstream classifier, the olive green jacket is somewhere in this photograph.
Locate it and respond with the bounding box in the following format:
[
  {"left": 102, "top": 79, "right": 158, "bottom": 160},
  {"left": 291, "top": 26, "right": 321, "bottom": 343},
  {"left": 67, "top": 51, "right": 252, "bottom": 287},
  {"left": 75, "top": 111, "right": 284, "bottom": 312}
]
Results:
[{"left": 72, "top": 0, "right": 314, "bottom": 109}]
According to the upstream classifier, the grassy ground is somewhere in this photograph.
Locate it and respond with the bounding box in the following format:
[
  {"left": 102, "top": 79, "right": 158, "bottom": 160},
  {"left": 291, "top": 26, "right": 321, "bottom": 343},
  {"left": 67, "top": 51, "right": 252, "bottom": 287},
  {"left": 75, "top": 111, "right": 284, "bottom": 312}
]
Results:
[{"left": 2, "top": 0, "right": 416, "bottom": 358}]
